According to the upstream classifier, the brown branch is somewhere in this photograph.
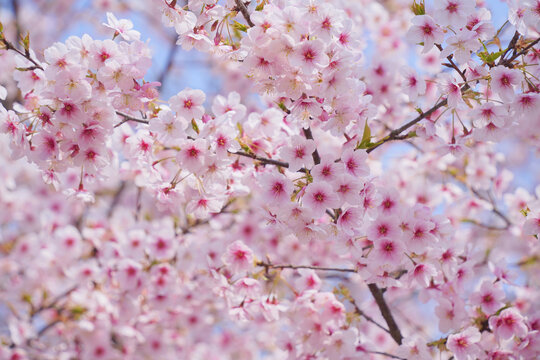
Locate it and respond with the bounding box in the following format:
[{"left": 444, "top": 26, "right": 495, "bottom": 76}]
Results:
[
  {"left": 107, "top": 181, "right": 126, "bottom": 217},
  {"left": 366, "top": 351, "right": 406, "bottom": 360},
  {"left": 11, "top": 0, "right": 22, "bottom": 50},
  {"left": 36, "top": 320, "right": 61, "bottom": 337},
  {"left": 302, "top": 127, "right": 321, "bottom": 165},
  {"left": 367, "top": 98, "right": 448, "bottom": 153},
  {"left": 114, "top": 111, "right": 150, "bottom": 127},
  {"left": 0, "top": 38, "right": 44, "bottom": 71},
  {"left": 349, "top": 298, "right": 391, "bottom": 334},
  {"left": 367, "top": 32, "right": 535, "bottom": 155},
  {"left": 181, "top": 199, "right": 235, "bottom": 234},
  {"left": 31, "top": 285, "right": 78, "bottom": 318},
  {"left": 470, "top": 188, "right": 512, "bottom": 228},
  {"left": 256, "top": 261, "right": 356, "bottom": 273},
  {"left": 157, "top": 36, "right": 179, "bottom": 87},
  {"left": 367, "top": 283, "right": 403, "bottom": 345},
  {"left": 464, "top": 219, "right": 509, "bottom": 231},
  {"left": 503, "top": 36, "right": 540, "bottom": 65},
  {"left": 436, "top": 43, "right": 467, "bottom": 82},
  {"left": 231, "top": 150, "right": 309, "bottom": 172},
  {"left": 234, "top": 0, "right": 255, "bottom": 27},
  {"left": 498, "top": 31, "right": 521, "bottom": 66}
]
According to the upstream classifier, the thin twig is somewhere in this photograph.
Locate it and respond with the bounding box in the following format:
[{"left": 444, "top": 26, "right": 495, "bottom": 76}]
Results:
[
  {"left": 503, "top": 36, "right": 540, "bottom": 65},
  {"left": 470, "top": 188, "right": 512, "bottom": 228},
  {"left": 0, "top": 38, "right": 44, "bottom": 70},
  {"left": 231, "top": 150, "right": 309, "bottom": 172},
  {"left": 256, "top": 261, "right": 356, "bottom": 273},
  {"left": 436, "top": 44, "right": 467, "bottom": 82},
  {"left": 181, "top": 200, "right": 235, "bottom": 234},
  {"left": 349, "top": 298, "right": 391, "bottom": 334},
  {"left": 114, "top": 111, "right": 150, "bottom": 127},
  {"left": 465, "top": 219, "right": 509, "bottom": 231},
  {"left": 366, "top": 351, "right": 407, "bottom": 360},
  {"left": 367, "top": 98, "right": 448, "bottom": 153},
  {"left": 36, "top": 320, "right": 61, "bottom": 337},
  {"left": 498, "top": 31, "right": 521, "bottom": 66},
  {"left": 31, "top": 285, "right": 78, "bottom": 318}
]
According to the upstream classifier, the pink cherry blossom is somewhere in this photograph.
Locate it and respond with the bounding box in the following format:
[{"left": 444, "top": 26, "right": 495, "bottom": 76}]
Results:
[
  {"left": 490, "top": 66, "right": 521, "bottom": 102},
  {"left": 170, "top": 88, "right": 206, "bottom": 120},
  {"left": 489, "top": 308, "right": 529, "bottom": 340},
  {"left": 279, "top": 135, "right": 316, "bottom": 172},
  {"left": 470, "top": 280, "right": 505, "bottom": 314},
  {"left": 447, "top": 327, "right": 482, "bottom": 360},
  {"left": 302, "top": 181, "right": 340, "bottom": 218},
  {"left": 433, "top": 0, "right": 476, "bottom": 29},
  {"left": 222, "top": 240, "right": 254, "bottom": 273},
  {"left": 406, "top": 15, "right": 445, "bottom": 53},
  {"left": 104, "top": 12, "right": 141, "bottom": 42}
]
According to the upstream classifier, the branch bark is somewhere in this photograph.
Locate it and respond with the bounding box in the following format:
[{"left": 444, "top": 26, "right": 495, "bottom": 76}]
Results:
[
  {"left": 234, "top": 0, "right": 255, "bottom": 27},
  {"left": 114, "top": 111, "right": 150, "bottom": 127},
  {"left": 302, "top": 127, "right": 321, "bottom": 165},
  {"left": 367, "top": 283, "right": 403, "bottom": 345},
  {"left": 256, "top": 261, "right": 356, "bottom": 273}
]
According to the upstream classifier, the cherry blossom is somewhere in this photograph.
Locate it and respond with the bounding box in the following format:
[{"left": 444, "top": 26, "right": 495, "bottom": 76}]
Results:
[
  {"left": 0, "top": 1, "right": 538, "bottom": 359},
  {"left": 446, "top": 327, "right": 482, "bottom": 360}
]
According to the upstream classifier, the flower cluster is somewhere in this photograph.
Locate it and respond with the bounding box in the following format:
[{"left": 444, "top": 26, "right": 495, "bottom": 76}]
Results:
[{"left": 0, "top": 0, "right": 539, "bottom": 360}]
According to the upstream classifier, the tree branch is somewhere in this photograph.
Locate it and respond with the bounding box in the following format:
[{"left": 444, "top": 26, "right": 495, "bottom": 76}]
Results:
[
  {"left": 498, "top": 31, "right": 521, "bottom": 66},
  {"left": 470, "top": 188, "right": 512, "bottom": 228},
  {"left": 302, "top": 127, "right": 321, "bottom": 165},
  {"left": 367, "top": 98, "right": 448, "bottom": 153},
  {"left": 234, "top": 0, "right": 255, "bottom": 27},
  {"left": 366, "top": 351, "right": 406, "bottom": 360},
  {"left": 367, "top": 283, "right": 403, "bottom": 345},
  {"left": 231, "top": 150, "right": 289, "bottom": 168},
  {"left": 107, "top": 181, "right": 126, "bottom": 217},
  {"left": 114, "top": 111, "right": 150, "bottom": 127},
  {"left": 256, "top": 261, "right": 356, "bottom": 273},
  {"left": 157, "top": 36, "right": 179, "bottom": 87},
  {"left": 0, "top": 38, "right": 44, "bottom": 71},
  {"left": 503, "top": 36, "right": 540, "bottom": 65},
  {"left": 349, "top": 297, "right": 391, "bottom": 334}
]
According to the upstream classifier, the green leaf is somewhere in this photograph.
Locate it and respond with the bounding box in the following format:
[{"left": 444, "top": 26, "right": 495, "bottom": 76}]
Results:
[
  {"left": 21, "top": 293, "right": 32, "bottom": 304},
  {"left": 356, "top": 120, "right": 373, "bottom": 149},
  {"left": 232, "top": 20, "right": 248, "bottom": 33},
  {"left": 255, "top": 3, "right": 265, "bottom": 11},
  {"left": 361, "top": 120, "right": 371, "bottom": 144},
  {"left": 70, "top": 305, "right": 87, "bottom": 319},
  {"left": 191, "top": 119, "right": 200, "bottom": 134},
  {"left": 478, "top": 49, "right": 504, "bottom": 64},
  {"left": 411, "top": 1, "right": 425, "bottom": 15},
  {"left": 21, "top": 32, "right": 30, "bottom": 52}
]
